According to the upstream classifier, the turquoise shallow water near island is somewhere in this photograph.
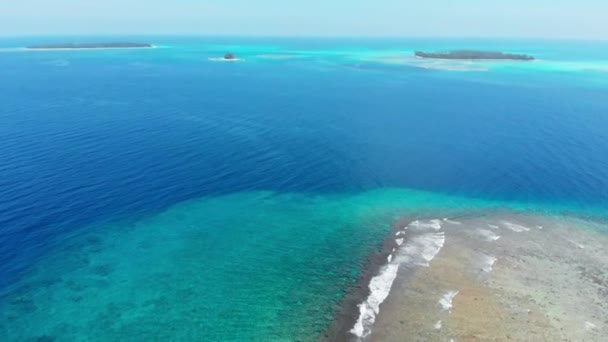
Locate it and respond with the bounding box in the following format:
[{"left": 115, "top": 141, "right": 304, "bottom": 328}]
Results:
[{"left": 1, "top": 37, "right": 608, "bottom": 341}]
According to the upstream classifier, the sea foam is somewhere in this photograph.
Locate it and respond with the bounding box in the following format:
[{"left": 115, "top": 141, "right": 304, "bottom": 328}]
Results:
[
  {"left": 409, "top": 219, "right": 442, "bottom": 231},
  {"left": 439, "top": 291, "right": 459, "bottom": 311},
  {"left": 501, "top": 221, "right": 531, "bottom": 233},
  {"left": 350, "top": 264, "right": 400, "bottom": 339},
  {"left": 351, "top": 221, "right": 446, "bottom": 340},
  {"left": 477, "top": 228, "right": 501, "bottom": 242},
  {"left": 481, "top": 255, "right": 497, "bottom": 273},
  {"left": 398, "top": 232, "right": 446, "bottom": 267}
]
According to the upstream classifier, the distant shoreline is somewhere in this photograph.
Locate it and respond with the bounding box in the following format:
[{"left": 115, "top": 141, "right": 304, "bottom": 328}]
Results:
[
  {"left": 25, "top": 42, "right": 154, "bottom": 50},
  {"left": 23, "top": 46, "right": 156, "bottom": 52}
]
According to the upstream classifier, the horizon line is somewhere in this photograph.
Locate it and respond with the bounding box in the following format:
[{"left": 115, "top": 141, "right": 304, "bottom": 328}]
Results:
[{"left": 1, "top": 33, "right": 607, "bottom": 43}]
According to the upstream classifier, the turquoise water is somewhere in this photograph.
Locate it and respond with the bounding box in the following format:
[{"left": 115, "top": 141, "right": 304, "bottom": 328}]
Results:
[
  {"left": 3, "top": 188, "right": 603, "bottom": 341},
  {"left": 1, "top": 37, "right": 608, "bottom": 341}
]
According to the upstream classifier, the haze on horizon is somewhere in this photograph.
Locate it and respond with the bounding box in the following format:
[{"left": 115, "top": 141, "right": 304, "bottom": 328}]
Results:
[{"left": 1, "top": 0, "right": 607, "bottom": 40}]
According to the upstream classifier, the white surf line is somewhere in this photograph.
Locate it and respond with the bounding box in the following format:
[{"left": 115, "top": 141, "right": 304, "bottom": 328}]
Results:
[
  {"left": 397, "top": 231, "right": 446, "bottom": 267},
  {"left": 443, "top": 218, "right": 462, "bottom": 225},
  {"left": 481, "top": 254, "right": 497, "bottom": 273},
  {"left": 439, "top": 291, "right": 459, "bottom": 312},
  {"left": 409, "top": 219, "right": 442, "bottom": 231},
  {"left": 488, "top": 224, "right": 500, "bottom": 230},
  {"left": 350, "top": 263, "right": 400, "bottom": 340},
  {"left": 477, "top": 228, "right": 501, "bottom": 242},
  {"left": 351, "top": 220, "right": 447, "bottom": 340},
  {"left": 501, "top": 221, "right": 531, "bottom": 233},
  {"left": 418, "top": 232, "right": 446, "bottom": 266},
  {"left": 403, "top": 232, "right": 446, "bottom": 267}
]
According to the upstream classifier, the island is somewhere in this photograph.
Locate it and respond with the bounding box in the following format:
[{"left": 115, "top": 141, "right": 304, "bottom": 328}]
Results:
[
  {"left": 415, "top": 50, "right": 534, "bottom": 61},
  {"left": 224, "top": 53, "right": 236, "bottom": 60},
  {"left": 26, "top": 42, "right": 153, "bottom": 50}
]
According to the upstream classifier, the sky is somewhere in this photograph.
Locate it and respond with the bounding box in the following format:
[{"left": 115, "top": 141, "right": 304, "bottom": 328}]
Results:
[{"left": 1, "top": 0, "right": 607, "bottom": 39}]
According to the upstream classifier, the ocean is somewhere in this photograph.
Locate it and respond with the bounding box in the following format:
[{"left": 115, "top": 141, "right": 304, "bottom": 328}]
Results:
[{"left": 0, "top": 37, "right": 607, "bottom": 341}]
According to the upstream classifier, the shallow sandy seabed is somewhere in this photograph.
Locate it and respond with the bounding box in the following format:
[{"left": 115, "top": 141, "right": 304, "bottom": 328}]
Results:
[
  {"left": 359, "top": 54, "right": 608, "bottom": 74},
  {"left": 365, "top": 214, "right": 608, "bottom": 342},
  {"left": 208, "top": 57, "right": 245, "bottom": 62},
  {"left": 255, "top": 54, "right": 304, "bottom": 60}
]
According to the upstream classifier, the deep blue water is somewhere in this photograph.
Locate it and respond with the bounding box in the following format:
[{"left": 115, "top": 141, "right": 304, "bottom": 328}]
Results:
[{"left": 1, "top": 37, "right": 608, "bottom": 340}]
